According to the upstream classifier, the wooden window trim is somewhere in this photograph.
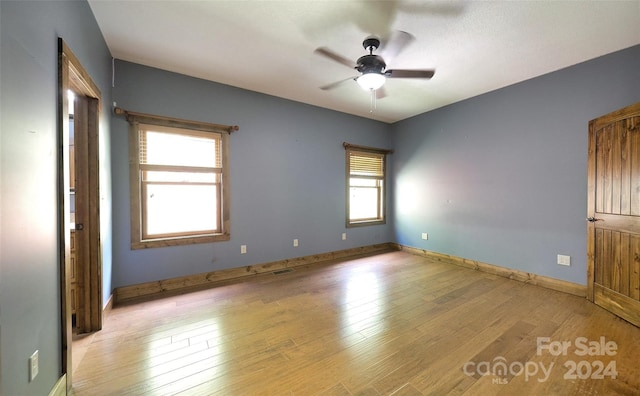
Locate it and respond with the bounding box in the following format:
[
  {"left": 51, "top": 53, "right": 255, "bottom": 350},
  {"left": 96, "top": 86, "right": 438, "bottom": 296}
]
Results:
[
  {"left": 120, "top": 108, "right": 237, "bottom": 249},
  {"left": 344, "top": 142, "right": 390, "bottom": 228}
]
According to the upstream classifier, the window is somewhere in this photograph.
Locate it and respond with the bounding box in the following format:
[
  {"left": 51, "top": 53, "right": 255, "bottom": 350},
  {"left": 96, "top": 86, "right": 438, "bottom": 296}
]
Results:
[
  {"left": 124, "top": 110, "right": 237, "bottom": 248},
  {"left": 345, "top": 143, "right": 391, "bottom": 227}
]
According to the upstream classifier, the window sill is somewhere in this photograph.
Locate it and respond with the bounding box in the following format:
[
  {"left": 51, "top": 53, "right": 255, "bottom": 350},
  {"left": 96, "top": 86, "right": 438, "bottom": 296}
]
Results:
[
  {"left": 347, "top": 219, "right": 386, "bottom": 228},
  {"left": 131, "top": 233, "right": 230, "bottom": 249}
]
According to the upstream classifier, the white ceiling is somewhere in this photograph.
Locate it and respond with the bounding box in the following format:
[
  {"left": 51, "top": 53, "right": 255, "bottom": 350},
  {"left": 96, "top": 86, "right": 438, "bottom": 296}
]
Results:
[{"left": 88, "top": 1, "right": 640, "bottom": 124}]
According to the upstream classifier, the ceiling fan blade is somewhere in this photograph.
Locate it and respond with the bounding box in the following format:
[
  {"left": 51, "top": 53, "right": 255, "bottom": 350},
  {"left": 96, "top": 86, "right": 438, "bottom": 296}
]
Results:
[
  {"left": 380, "top": 31, "right": 415, "bottom": 62},
  {"left": 386, "top": 69, "right": 435, "bottom": 79},
  {"left": 314, "top": 47, "right": 357, "bottom": 69},
  {"left": 320, "top": 76, "right": 358, "bottom": 90}
]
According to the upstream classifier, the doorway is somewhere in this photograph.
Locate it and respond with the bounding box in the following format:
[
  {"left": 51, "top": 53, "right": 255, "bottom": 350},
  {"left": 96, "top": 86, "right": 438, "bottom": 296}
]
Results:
[
  {"left": 58, "top": 38, "right": 103, "bottom": 390},
  {"left": 587, "top": 102, "right": 640, "bottom": 327}
]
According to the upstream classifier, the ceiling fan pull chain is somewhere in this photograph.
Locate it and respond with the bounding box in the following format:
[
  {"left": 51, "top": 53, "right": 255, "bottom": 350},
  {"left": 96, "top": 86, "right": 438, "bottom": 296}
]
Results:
[
  {"left": 374, "top": 89, "right": 378, "bottom": 110},
  {"left": 370, "top": 89, "right": 375, "bottom": 113}
]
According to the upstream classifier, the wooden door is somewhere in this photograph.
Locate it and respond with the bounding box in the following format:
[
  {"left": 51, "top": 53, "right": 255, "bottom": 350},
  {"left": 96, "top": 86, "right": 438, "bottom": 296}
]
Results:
[
  {"left": 587, "top": 102, "right": 640, "bottom": 327},
  {"left": 72, "top": 93, "right": 103, "bottom": 334}
]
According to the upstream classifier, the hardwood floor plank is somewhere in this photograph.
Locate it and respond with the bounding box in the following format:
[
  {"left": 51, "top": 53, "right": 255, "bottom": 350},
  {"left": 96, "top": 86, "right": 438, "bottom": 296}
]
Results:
[
  {"left": 71, "top": 251, "right": 640, "bottom": 395},
  {"left": 318, "top": 382, "right": 353, "bottom": 396}
]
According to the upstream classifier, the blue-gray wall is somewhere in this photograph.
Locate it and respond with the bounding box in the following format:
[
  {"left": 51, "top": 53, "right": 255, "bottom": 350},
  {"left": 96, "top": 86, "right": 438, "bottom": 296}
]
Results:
[
  {"left": 110, "top": 61, "right": 393, "bottom": 288},
  {"left": 0, "top": 1, "right": 113, "bottom": 394},
  {"left": 392, "top": 44, "right": 640, "bottom": 285}
]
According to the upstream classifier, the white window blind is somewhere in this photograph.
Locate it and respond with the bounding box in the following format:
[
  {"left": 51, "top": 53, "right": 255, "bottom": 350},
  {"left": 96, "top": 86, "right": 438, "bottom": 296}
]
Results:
[
  {"left": 348, "top": 150, "right": 384, "bottom": 177},
  {"left": 139, "top": 126, "right": 222, "bottom": 168}
]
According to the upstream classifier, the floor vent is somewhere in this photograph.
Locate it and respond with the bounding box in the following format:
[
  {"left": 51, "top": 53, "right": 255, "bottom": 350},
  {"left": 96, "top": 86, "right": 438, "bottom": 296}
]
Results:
[{"left": 272, "top": 269, "right": 293, "bottom": 275}]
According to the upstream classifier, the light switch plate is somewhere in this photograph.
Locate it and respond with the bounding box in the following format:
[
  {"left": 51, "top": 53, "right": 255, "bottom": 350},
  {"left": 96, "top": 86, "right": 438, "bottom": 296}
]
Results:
[{"left": 29, "top": 350, "right": 39, "bottom": 382}]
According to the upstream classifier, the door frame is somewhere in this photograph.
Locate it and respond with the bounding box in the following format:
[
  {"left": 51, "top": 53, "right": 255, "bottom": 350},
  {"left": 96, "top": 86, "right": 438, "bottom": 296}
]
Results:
[{"left": 57, "top": 37, "right": 103, "bottom": 389}]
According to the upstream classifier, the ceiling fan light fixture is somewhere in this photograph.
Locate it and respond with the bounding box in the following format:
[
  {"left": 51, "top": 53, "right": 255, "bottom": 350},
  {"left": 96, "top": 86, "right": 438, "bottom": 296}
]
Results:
[{"left": 357, "top": 72, "right": 386, "bottom": 90}]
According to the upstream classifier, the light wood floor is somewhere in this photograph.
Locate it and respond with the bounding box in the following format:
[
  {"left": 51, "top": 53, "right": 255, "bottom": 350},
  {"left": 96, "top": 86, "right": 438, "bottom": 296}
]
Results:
[{"left": 71, "top": 251, "right": 640, "bottom": 395}]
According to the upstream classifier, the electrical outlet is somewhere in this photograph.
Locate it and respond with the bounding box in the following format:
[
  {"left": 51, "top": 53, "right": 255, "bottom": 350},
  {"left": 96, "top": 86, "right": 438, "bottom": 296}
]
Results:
[
  {"left": 557, "top": 254, "right": 571, "bottom": 266},
  {"left": 421, "top": 233, "right": 429, "bottom": 240},
  {"left": 342, "top": 233, "right": 347, "bottom": 240},
  {"left": 29, "top": 350, "right": 39, "bottom": 382},
  {"left": 293, "top": 239, "right": 299, "bottom": 247},
  {"left": 240, "top": 245, "right": 247, "bottom": 254}
]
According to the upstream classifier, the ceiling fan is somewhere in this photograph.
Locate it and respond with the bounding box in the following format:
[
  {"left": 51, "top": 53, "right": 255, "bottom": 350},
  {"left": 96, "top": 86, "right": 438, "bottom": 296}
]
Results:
[{"left": 314, "top": 31, "right": 435, "bottom": 94}]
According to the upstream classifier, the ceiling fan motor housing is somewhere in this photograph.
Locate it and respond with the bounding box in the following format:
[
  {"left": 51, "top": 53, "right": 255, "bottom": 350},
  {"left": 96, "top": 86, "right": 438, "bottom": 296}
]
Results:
[{"left": 357, "top": 54, "right": 386, "bottom": 74}]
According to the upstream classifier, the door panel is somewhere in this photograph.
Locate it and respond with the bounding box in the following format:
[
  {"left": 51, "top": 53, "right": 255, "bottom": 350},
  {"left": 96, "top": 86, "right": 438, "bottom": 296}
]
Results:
[
  {"left": 73, "top": 94, "right": 102, "bottom": 334},
  {"left": 74, "top": 94, "right": 90, "bottom": 332},
  {"left": 588, "top": 102, "right": 640, "bottom": 327}
]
